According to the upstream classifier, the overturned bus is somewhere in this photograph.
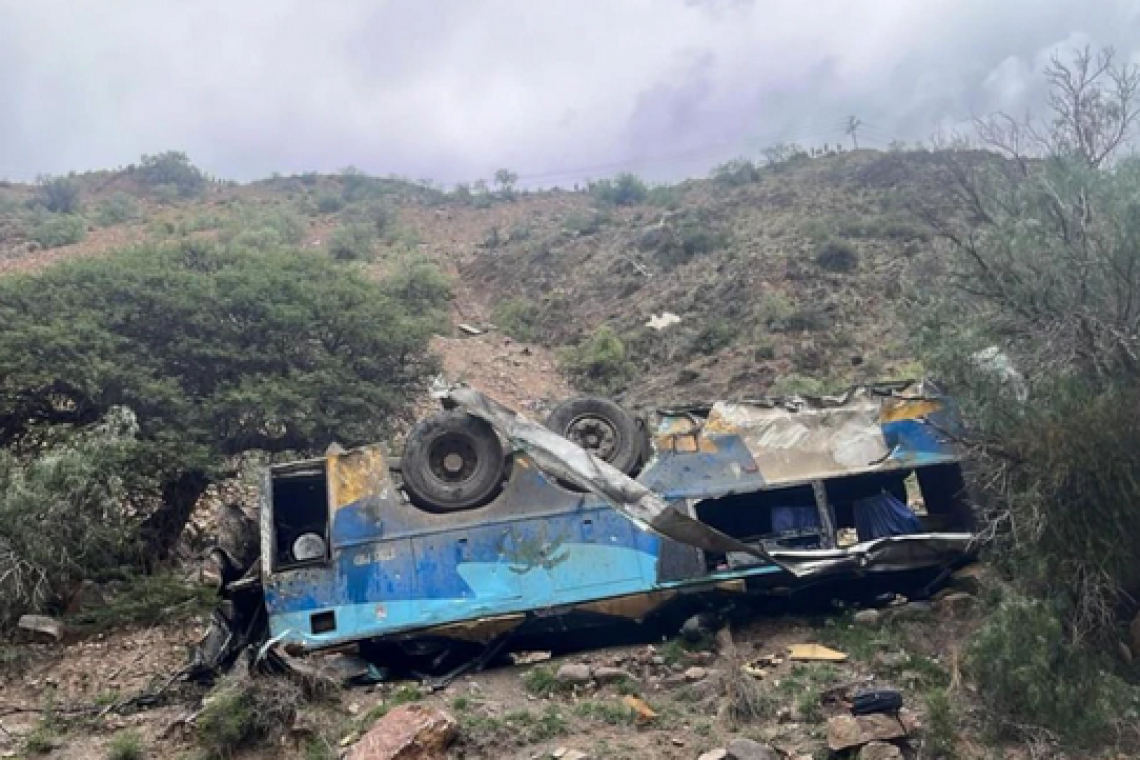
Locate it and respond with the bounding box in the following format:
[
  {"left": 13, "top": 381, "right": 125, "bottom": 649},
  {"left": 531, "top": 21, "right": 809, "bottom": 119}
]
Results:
[{"left": 210, "top": 381, "right": 974, "bottom": 673}]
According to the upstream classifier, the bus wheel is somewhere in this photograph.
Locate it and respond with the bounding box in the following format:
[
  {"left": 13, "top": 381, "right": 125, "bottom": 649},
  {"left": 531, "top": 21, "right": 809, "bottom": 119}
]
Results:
[
  {"left": 402, "top": 411, "right": 505, "bottom": 512},
  {"left": 545, "top": 397, "right": 644, "bottom": 476}
]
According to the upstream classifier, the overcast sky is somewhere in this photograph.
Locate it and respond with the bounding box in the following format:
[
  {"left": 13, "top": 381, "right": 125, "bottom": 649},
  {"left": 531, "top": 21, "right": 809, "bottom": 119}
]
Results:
[{"left": 1, "top": 0, "right": 1138, "bottom": 187}]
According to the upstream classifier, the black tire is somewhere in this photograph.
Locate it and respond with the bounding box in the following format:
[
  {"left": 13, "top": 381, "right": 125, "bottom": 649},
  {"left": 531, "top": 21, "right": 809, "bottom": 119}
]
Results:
[
  {"left": 545, "top": 397, "right": 644, "bottom": 476},
  {"left": 402, "top": 411, "right": 505, "bottom": 512}
]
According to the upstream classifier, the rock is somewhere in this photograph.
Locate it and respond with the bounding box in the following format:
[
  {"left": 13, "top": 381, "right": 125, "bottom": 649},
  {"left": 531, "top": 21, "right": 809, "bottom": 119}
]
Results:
[
  {"left": 949, "top": 563, "right": 987, "bottom": 595},
  {"left": 859, "top": 742, "right": 904, "bottom": 760},
  {"left": 853, "top": 609, "right": 882, "bottom": 626},
  {"left": 17, "top": 614, "right": 64, "bottom": 641},
  {"left": 552, "top": 749, "right": 567, "bottom": 759},
  {"left": 726, "top": 737, "right": 779, "bottom": 760},
  {"left": 827, "top": 711, "right": 917, "bottom": 752},
  {"left": 681, "top": 612, "right": 720, "bottom": 642},
  {"left": 935, "top": 592, "right": 975, "bottom": 614},
  {"left": 683, "top": 666, "right": 708, "bottom": 682},
  {"left": 697, "top": 750, "right": 728, "bottom": 760},
  {"left": 689, "top": 671, "right": 725, "bottom": 699},
  {"left": 555, "top": 663, "right": 592, "bottom": 685},
  {"left": 347, "top": 704, "right": 457, "bottom": 760},
  {"left": 883, "top": 602, "right": 932, "bottom": 623},
  {"left": 827, "top": 716, "right": 864, "bottom": 752},
  {"left": 873, "top": 651, "right": 908, "bottom": 669},
  {"left": 593, "top": 666, "right": 634, "bottom": 684},
  {"left": 562, "top": 752, "right": 589, "bottom": 760}
]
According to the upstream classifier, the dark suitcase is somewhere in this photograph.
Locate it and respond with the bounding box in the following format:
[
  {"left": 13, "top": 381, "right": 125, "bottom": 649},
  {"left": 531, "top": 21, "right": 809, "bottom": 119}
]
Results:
[{"left": 852, "top": 689, "right": 903, "bottom": 715}]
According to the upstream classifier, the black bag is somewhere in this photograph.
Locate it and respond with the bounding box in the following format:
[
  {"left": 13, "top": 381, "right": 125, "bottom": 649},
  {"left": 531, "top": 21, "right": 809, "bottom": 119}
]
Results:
[{"left": 852, "top": 689, "right": 903, "bottom": 715}]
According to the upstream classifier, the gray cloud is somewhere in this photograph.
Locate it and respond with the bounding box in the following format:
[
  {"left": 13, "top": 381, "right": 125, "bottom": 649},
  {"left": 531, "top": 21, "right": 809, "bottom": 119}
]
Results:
[{"left": 0, "top": 0, "right": 1137, "bottom": 186}]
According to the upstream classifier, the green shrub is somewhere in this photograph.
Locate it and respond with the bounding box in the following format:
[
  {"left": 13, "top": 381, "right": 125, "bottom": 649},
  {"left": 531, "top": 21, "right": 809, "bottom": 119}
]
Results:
[
  {"left": 316, "top": 191, "right": 345, "bottom": 214},
  {"left": 30, "top": 214, "right": 86, "bottom": 248},
  {"left": 492, "top": 297, "right": 542, "bottom": 341},
  {"left": 521, "top": 665, "right": 560, "bottom": 696},
  {"left": 0, "top": 242, "right": 439, "bottom": 555},
  {"left": 560, "top": 325, "right": 636, "bottom": 394},
  {"left": 588, "top": 173, "right": 648, "bottom": 206},
  {"left": 757, "top": 292, "right": 795, "bottom": 330},
  {"left": 36, "top": 175, "right": 81, "bottom": 213},
  {"left": 137, "top": 151, "right": 205, "bottom": 198},
  {"left": 0, "top": 410, "right": 142, "bottom": 625},
  {"left": 223, "top": 209, "right": 308, "bottom": 250},
  {"left": 711, "top": 158, "right": 760, "bottom": 187},
  {"left": 196, "top": 673, "right": 305, "bottom": 758},
  {"left": 815, "top": 239, "right": 859, "bottom": 272},
  {"left": 95, "top": 193, "right": 141, "bottom": 226},
  {"left": 106, "top": 730, "right": 143, "bottom": 760},
  {"left": 770, "top": 374, "right": 825, "bottom": 396},
  {"left": 968, "top": 593, "right": 1140, "bottom": 744},
  {"left": 381, "top": 255, "right": 452, "bottom": 331},
  {"left": 693, "top": 320, "right": 737, "bottom": 354},
  {"left": 67, "top": 572, "right": 214, "bottom": 632},
  {"left": 329, "top": 222, "right": 377, "bottom": 261},
  {"left": 923, "top": 689, "right": 956, "bottom": 758},
  {"left": 562, "top": 209, "right": 610, "bottom": 236}
]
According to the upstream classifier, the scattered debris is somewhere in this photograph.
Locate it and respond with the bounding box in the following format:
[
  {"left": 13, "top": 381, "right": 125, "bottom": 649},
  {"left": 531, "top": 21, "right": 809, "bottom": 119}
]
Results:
[
  {"left": 853, "top": 609, "right": 882, "bottom": 626},
  {"left": 622, "top": 695, "right": 657, "bottom": 723},
  {"left": 683, "top": 666, "right": 708, "bottom": 682},
  {"left": 511, "top": 651, "right": 552, "bottom": 666},
  {"left": 787, "top": 644, "right": 847, "bottom": 662},
  {"left": 16, "top": 615, "right": 64, "bottom": 641},
  {"left": 457, "top": 323, "right": 483, "bottom": 336},
  {"left": 346, "top": 704, "right": 457, "bottom": 760},
  {"left": 697, "top": 749, "right": 728, "bottom": 760},
  {"left": 645, "top": 312, "right": 682, "bottom": 331}
]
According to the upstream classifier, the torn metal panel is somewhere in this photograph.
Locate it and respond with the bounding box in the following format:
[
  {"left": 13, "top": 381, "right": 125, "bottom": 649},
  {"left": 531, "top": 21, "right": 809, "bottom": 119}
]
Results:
[
  {"left": 648, "top": 382, "right": 961, "bottom": 495},
  {"left": 446, "top": 386, "right": 788, "bottom": 571}
]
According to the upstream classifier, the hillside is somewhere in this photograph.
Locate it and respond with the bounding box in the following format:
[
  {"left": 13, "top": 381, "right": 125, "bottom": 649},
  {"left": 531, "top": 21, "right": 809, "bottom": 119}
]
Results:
[{"left": 0, "top": 149, "right": 948, "bottom": 408}]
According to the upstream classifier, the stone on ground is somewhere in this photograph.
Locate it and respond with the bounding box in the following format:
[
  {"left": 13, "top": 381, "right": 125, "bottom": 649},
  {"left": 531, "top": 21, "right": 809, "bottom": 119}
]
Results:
[
  {"left": 726, "top": 736, "right": 779, "bottom": 760},
  {"left": 347, "top": 704, "right": 457, "bottom": 760},
  {"left": 593, "top": 666, "right": 634, "bottom": 684},
  {"left": 697, "top": 749, "right": 728, "bottom": 760},
  {"left": 859, "top": 741, "right": 904, "bottom": 760},
  {"left": 555, "top": 663, "right": 592, "bottom": 684}
]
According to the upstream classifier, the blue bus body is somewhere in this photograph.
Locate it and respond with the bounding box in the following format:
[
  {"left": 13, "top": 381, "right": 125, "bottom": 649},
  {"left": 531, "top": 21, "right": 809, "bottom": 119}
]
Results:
[{"left": 260, "top": 383, "right": 973, "bottom": 653}]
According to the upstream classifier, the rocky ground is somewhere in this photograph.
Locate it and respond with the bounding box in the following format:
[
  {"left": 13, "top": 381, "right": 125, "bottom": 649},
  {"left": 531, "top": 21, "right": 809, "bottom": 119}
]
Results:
[{"left": 1, "top": 575, "right": 992, "bottom": 760}]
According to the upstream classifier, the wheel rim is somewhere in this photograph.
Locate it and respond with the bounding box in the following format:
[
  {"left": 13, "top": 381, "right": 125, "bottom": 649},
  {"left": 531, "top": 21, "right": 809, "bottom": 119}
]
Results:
[
  {"left": 565, "top": 414, "right": 620, "bottom": 461},
  {"left": 427, "top": 433, "right": 479, "bottom": 485}
]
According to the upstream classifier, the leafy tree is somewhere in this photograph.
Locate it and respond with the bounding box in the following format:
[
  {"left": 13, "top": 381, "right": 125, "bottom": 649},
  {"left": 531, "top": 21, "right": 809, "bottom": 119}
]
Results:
[
  {"left": 136, "top": 151, "right": 206, "bottom": 198},
  {"left": 36, "top": 175, "right": 81, "bottom": 213},
  {"left": 493, "top": 168, "right": 518, "bottom": 199},
  {"left": 0, "top": 241, "right": 443, "bottom": 553},
  {"left": 914, "top": 46, "right": 1140, "bottom": 715},
  {"left": 588, "top": 173, "right": 649, "bottom": 206}
]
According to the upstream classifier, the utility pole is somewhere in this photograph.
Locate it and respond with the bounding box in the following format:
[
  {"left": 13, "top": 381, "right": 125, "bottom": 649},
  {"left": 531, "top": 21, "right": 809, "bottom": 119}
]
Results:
[{"left": 846, "top": 115, "right": 862, "bottom": 150}]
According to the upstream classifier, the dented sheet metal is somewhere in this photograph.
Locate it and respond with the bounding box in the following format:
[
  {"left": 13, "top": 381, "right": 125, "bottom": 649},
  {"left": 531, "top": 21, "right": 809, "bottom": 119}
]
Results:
[
  {"left": 446, "top": 387, "right": 791, "bottom": 571},
  {"left": 767, "top": 533, "right": 975, "bottom": 577},
  {"left": 651, "top": 382, "right": 960, "bottom": 493}
]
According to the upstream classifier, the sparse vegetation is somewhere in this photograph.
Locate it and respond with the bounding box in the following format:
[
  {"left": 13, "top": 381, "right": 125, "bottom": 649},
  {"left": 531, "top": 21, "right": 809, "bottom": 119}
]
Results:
[
  {"left": 328, "top": 221, "right": 377, "bottom": 261},
  {"left": 30, "top": 213, "right": 86, "bottom": 248},
  {"left": 492, "top": 296, "right": 542, "bottom": 341},
  {"left": 36, "top": 175, "right": 81, "bottom": 214},
  {"left": 95, "top": 192, "right": 142, "bottom": 226},
  {"left": 711, "top": 158, "right": 760, "bottom": 187},
  {"left": 560, "top": 325, "right": 635, "bottom": 394},
  {"left": 588, "top": 173, "right": 648, "bottom": 206},
  {"left": 136, "top": 151, "right": 206, "bottom": 198},
  {"left": 814, "top": 239, "right": 858, "bottom": 272},
  {"left": 106, "top": 730, "right": 144, "bottom": 760}
]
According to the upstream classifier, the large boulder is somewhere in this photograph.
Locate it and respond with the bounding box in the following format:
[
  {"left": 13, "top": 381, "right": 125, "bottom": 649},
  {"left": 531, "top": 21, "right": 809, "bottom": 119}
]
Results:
[
  {"left": 347, "top": 704, "right": 457, "bottom": 760},
  {"left": 827, "top": 711, "right": 919, "bottom": 752}
]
